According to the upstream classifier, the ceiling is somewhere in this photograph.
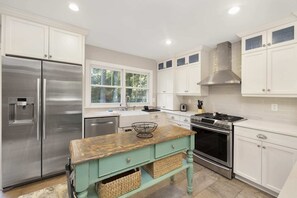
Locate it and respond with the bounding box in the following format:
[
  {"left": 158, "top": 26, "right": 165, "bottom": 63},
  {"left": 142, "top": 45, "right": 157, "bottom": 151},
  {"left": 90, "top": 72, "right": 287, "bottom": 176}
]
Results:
[{"left": 1, "top": 0, "right": 297, "bottom": 61}]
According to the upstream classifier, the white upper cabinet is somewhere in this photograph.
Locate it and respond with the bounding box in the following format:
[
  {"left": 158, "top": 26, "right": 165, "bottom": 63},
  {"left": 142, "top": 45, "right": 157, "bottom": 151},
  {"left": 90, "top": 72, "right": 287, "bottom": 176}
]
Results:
[
  {"left": 241, "top": 21, "right": 297, "bottom": 97},
  {"left": 3, "top": 15, "right": 84, "bottom": 64},
  {"left": 176, "top": 52, "right": 200, "bottom": 67},
  {"left": 49, "top": 27, "right": 83, "bottom": 64},
  {"left": 4, "top": 16, "right": 49, "bottom": 59},
  {"left": 242, "top": 22, "right": 297, "bottom": 54},
  {"left": 158, "top": 59, "right": 173, "bottom": 70},
  {"left": 157, "top": 69, "right": 174, "bottom": 93}
]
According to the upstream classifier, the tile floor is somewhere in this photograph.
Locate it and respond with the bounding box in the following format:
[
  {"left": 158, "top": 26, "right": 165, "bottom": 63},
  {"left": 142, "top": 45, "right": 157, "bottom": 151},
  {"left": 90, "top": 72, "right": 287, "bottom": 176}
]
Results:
[{"left": 133, "top": 163, "right": 274, "bottom": 198}]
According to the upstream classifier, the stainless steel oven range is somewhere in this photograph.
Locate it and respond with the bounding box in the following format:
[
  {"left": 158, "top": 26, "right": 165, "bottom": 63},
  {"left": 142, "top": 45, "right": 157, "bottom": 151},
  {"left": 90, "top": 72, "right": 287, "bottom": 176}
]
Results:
[{"left": 190, "top": 112, "right": 244, "bottom": 179}]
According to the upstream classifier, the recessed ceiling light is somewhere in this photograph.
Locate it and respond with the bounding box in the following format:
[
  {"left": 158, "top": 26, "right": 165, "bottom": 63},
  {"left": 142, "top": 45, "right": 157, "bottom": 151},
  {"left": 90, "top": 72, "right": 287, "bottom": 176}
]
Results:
[
  {"left": 166, "top": 39, "right": 172, "bottom": 45},
  {"left": 69, "top": 3, "right": 79, "bottom": 12},
  {"left": 228, "top": 6, "right": 240, "bottom": 15}
]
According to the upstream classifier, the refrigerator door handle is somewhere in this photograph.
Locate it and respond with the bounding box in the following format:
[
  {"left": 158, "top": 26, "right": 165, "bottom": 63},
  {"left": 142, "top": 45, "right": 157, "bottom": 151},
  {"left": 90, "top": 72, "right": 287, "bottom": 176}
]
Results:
[
  {"left": 37, "top": 78, "right": 40, "bottom": 141},
  {"left": 43, "top": 79, "right": 46, "bottom": 140}
]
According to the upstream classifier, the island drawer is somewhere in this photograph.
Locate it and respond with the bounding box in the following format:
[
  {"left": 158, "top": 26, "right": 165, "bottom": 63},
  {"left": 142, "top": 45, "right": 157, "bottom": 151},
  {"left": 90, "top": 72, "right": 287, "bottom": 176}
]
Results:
[
  {"left": 155, "top": 137, "right": 188, "bottom": 158},
  {"left": 99, "top": 146, "right": 150, "bottom": 177}
]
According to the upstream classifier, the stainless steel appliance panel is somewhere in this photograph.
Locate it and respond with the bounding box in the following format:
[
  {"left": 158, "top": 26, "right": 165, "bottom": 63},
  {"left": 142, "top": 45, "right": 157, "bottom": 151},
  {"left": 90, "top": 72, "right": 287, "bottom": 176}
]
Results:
[
  {"left": 2, "top": 57, "right": 42, "bottom": 187},
  {"left": 85, "top": 117, "right": 118, "bottom": 138},
  {"left": 42, "top": 61, "right": 82, "bottom": 176}
]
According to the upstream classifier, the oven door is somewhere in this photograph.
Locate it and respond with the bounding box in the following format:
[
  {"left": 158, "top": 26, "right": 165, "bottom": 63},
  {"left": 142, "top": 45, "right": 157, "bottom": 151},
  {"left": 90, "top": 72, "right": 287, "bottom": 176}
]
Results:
[{"left": 191, "top": 123, "right": 232, "bottom": 168}]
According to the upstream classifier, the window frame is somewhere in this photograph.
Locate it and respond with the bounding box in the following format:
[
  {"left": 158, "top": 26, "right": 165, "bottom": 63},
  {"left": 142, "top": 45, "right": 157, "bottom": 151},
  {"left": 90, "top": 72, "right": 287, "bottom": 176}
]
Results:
[{"left": 86, "top": 60, "right": 153, "bottom": 108}]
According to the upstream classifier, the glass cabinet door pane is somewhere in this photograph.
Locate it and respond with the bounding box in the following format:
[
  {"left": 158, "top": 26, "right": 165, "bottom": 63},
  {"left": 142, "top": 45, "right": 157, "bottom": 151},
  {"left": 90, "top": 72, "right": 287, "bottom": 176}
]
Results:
[
  {"left": 177, "top": 57, "right": 186, "bottom": 66},
  {"left": 189, "top": 54, "right": 199, "bottom": 64},
  {"left": 245, "top": 35, "right": 263, "bottom": 51},
  {"left": 272, "top": 26, "right": 294, "bottom": 45},
  {"left": 166, "top": 60, "right": 172, "bottom": 68},
  {"left": 158, "top": 63, "right": 164, "bottom": 70}
]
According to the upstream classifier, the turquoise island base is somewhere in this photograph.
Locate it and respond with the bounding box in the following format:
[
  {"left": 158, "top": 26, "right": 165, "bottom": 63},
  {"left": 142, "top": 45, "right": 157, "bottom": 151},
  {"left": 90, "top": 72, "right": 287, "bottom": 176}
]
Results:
[{"left": 69, "top": 125, "right": 196, "bottom": 198}]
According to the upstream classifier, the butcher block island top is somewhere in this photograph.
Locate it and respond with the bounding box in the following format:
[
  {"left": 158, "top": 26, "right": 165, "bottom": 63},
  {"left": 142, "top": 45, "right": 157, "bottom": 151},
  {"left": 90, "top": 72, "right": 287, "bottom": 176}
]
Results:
[{"left": 70, "top": 125, "right": 195, "bottom": 165}]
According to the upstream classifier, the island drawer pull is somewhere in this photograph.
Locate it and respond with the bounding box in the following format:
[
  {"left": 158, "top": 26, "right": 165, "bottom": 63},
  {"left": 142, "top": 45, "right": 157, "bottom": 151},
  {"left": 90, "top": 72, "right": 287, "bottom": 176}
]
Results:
[
  {"left": 171, "top": 145, "right": 175, "bottom": 149},
  {"left": 126, "top": 158, "right": 131, "bottom": 163}
]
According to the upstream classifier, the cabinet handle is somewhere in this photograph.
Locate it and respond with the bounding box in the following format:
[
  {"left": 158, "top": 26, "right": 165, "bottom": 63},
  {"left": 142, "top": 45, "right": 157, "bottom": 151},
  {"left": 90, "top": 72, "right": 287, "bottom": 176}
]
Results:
[
  {"left": 262, "top": 146, "right": 266, "bottom": 149},
  {"left": 262, "top": 89, "right": 266, "bottom": 92},
  {"left": 171, "top": 145, "right": 175, "bottom": 149},
  {"left": 163, "top": 91, "right": 166, "bottom": 93},
  {"left": 257, "top": 145, "right": 261, "bottom": 148},
  {"left": 126, "top": 158, "right": 131, "bottom": 163},
  {"left": 155, "top": 115, "right": 158, "bottom": 118},
  {"left": 257, "top": 134, "right": 267, "bottom": 140},
  {"left": 184, "top": 119, "right": 188, "bottom": 122},
  {"left": 171, "top": 116, "right": 174, "bottom": 119},
  {"left": 44, "top": 54, "right": 47, "bottom": 58},
  {"left": 262, "top": 44, "right": 266, "bottom": 47},
  {"left": 49, "top": 55, "right": 52, "bottom": 59},
  {"left": 267, "top": 43, "right": 271, "bottom": 46}
]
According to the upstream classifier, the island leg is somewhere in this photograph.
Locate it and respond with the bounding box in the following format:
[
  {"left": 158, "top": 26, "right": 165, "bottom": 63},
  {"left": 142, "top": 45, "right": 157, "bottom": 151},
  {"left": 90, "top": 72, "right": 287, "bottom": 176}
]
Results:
[
  {"left": 75, "top": 163, "right": 89, "bottom": 198},
  {"left": 187, "top": 149, "right": 193, "bottom": 194},
  {"left": 170, "top": 175, "right": 175, "bottom": 184}
]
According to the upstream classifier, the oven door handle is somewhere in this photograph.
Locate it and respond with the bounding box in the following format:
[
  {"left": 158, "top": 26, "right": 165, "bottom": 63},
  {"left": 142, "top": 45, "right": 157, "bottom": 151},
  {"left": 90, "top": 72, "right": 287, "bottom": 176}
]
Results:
[{"left": 191, "top": 123, "right": 230, "bottom": 134}]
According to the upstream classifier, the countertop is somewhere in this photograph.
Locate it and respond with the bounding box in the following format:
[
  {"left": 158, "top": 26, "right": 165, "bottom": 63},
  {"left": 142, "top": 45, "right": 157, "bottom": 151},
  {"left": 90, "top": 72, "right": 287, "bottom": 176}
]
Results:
[
  {"left": 278, "top": 161, "right": 297, "bottom": 198},
  {"left": 233, "top": 119, "right": 297, "bottom": 138},
  {"left": 161, "top": 110, "right": 196, "bottom": 117},
  {"left": 84, "top": 111, "right": 120, "bottom": 118},
  {"left": 69, "top": 125, "right": 195, "bottom": 165}
]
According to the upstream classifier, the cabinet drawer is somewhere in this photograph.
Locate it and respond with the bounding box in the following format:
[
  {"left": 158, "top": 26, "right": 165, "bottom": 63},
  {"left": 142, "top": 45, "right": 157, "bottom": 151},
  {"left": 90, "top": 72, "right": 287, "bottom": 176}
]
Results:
[
  {"left": 167, "top": 114, "right": 180, "bottom": 122},
  {"left": 155, "top": 137, "right": 188, "bottom": 158},
  {"left": 99, "top": 146, "right": 150, "bottom": 177},
  {"left": 235, "top": 126, "right": 297, "bottom": 150},
  {"left": 179, "top": 116, "right": 190, "bottom": 124}
]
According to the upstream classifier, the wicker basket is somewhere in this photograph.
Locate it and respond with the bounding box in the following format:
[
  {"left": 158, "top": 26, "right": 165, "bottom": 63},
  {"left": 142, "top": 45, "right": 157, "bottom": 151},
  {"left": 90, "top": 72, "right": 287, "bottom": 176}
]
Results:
[
  {"left": 97, "top": 168, "right": 141, "bottom": 198},
  {"left": 143, "top": 153, "right": 183, "bottom": 179}
]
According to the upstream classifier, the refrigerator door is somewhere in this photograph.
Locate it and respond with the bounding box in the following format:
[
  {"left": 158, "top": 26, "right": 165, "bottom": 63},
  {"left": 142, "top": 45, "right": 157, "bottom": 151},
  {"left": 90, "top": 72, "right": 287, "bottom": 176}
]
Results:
[
  {"left": 42, "top": 61, "right": 82, "bottom": 176},
  {"left": 2, "top": 56, "right": 42, "bottom": 187}
]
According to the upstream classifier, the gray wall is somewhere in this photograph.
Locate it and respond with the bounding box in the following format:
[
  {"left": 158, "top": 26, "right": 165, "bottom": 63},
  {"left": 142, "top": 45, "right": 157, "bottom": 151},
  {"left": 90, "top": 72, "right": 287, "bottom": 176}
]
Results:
[
  {"left": 184, "top": 42, "right": 297, "bottom": 124},
  {"left": 84, "top": 44, "right": 157, "bottom": 111}
]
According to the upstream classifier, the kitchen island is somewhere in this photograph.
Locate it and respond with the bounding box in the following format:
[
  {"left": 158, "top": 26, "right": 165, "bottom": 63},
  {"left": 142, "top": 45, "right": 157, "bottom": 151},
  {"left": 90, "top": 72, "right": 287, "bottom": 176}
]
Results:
[{"left": 69, "top": 125, "right": 195, "bottom": 198}]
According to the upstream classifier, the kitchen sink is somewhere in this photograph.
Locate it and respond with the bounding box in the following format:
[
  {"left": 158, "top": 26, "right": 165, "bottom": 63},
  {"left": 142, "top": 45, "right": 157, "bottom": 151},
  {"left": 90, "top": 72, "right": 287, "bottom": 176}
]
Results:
[{"left": 118, "top": 111, "right": 150, "bottom": 127}]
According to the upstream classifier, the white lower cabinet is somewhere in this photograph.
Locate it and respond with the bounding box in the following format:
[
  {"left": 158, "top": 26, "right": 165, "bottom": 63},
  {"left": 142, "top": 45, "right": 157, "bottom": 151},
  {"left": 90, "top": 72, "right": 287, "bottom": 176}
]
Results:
[
  {"left": 234, "top": 135, "right": 262, "bottom": 184},
  {"left": 261, "top": 142, "right": 297, "bottom": 192},
  {"left": 166, "top": 113, "right": 190, "bottom": 130},
  {"left": 234, "top": 126, "right": 297, "bottom": 193}
]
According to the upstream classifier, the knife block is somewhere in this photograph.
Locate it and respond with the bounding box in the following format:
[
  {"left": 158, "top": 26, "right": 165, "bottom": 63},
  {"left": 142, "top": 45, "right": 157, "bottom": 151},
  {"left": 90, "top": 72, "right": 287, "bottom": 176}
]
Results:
[{"left": 197, "top": 108, "right": 205, "bottom": 114}]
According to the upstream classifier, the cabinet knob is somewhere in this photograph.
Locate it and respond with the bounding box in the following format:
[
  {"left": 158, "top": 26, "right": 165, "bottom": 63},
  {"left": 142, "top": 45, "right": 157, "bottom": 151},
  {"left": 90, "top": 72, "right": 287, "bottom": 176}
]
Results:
[
  {"left": 267, "top": 43, "right": 271, "bottom": 46},
  {"left": 262, "top": 146, "right": 266, "bottom": 149},
  {"left": 184, "top": 119, "right": 188, "bottom": 122},
  {"left": 262, "top": 44, "right": 266, "bottom": 47},
  {"left": 171, "top": 116, "right": 174, "bottom": 119},
  {"left": 171, "top": 145, "right": 175, "bottom": 149},
  {"left": 126, "top": 158, "right": 131, "bottom": 163},
  {"left": 257, "top": 145, "right": 261, "bottom": 148},
  {"left": 44, "top": 54, "right": 47, "bottom": 58},
  {"left": 155, "top": 115, "right": 158, "bottom": 118},
  {"left": 49, "top": 55, "right": 52, "bottom": 59},
  {"left": 163, "top": 91, "right": 166, "bottom": 93},
  {"left": 267, "top": 89, "right": 271, "bottom": 92},
  {"left": 262, "top": 89, "right": 265, "bottom": 92}
]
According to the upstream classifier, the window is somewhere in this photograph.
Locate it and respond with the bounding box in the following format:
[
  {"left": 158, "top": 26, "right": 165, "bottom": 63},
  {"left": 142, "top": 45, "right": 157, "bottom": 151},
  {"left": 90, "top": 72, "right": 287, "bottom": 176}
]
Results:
[
  {"left": 86, "top": 60, "right": 152, "bottom": 107},
  {"left": 90, "top": 67, "right": 121, "bottom": 103},
  {"left": 125, "top": 72, "right": 149, "bottom": 103}
]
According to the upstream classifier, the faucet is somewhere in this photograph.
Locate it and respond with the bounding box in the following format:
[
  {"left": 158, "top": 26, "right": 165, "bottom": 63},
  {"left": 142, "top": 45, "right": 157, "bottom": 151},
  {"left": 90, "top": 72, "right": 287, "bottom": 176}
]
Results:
[{"left": 125, "top": 96, "right": 129, "bottom": 110}]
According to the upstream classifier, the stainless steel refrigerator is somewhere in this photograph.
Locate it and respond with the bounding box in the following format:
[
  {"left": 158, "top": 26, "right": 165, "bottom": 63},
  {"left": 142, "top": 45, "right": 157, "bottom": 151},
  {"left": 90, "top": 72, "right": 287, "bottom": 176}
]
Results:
[{"left": 2, "top": 56, "right": 82, "bottom": 188}]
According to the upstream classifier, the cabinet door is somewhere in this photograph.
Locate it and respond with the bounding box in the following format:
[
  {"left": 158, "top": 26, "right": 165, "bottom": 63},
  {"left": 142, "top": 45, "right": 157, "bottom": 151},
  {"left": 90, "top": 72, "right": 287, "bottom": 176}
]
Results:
[
  {"left": 267, "top": 44, "right": 297, "bottom": 94},
  {"left": 262, "top": 142, "right": 297, "bottom": 193},
  {"left": 157, "top": 94, "right": 166, "bottom": 109},
  {"left": 188, "top": 53, "right": 200, "bottom": 64},
  {"left": 157, "top": 69, "right": 174, "bottom": 93},
  {"left": 267, "top": 22, "right": 297, "bottom": 49},
  {"left": 176, "top": 56, "right": 187, "bottom": 67},
  {"left": 49, "top": 28, "right": 83, "bottom": 64},
  {"left": 241, "top": 51, "right": 267, "bottom": 95},
  {"left": 175, "top": 67, "right": 188, "bottom": 94},
  {"left": 165, "top": 60, "right": 173, "bottom": 69},
  {"left": 242, "top": 31, "right": 267, "bottom": 54},
  {"left": 5, "top": 16, "right": 48, "bottom": 59},
  {"left": 234, "top": 135, "right": 262, "bottom": 184},
  {"left": 188, "top": 64, "right": 201, "bottom": 94}
]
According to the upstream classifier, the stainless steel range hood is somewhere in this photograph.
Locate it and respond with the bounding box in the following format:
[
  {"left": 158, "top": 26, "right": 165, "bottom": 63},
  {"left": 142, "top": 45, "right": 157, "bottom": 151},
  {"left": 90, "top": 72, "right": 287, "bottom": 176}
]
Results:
[{"left": 198, "top": 41, "right": 241, "bottom": 85}]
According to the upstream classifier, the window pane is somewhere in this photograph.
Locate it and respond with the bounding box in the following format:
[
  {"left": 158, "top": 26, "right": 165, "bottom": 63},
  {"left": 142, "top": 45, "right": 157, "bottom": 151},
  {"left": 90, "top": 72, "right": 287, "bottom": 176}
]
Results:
[
  {"left": 91, "top": 87, "right": 121, "bottom": 103},
  {"left": 177, "top": 57, "right": 185, "bottom": 66},
  {"left": 91, "top": 68, "right": 121, "bottom": 86},
  {"left": 245, "top": 35, "right": 262, "bottom": 51},
  {"left": 126, "top": 73, "right": 148, "bottom": 88},
  {"left": 272, "top": 26, "right": 294, "bottom": 44},
  {"left": 126, "top": 89, "right": 148, "bottom": 103}
]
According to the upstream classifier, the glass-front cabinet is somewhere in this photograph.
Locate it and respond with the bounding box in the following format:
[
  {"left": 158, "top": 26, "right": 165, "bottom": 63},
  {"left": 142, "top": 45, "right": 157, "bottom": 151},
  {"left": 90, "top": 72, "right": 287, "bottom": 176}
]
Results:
[
  {"left": 242, "top": 22, "right": 297, "bottom": 54},
  {"left": 176, "top": 52, "right": 200, "bottom": 67},
  {"left": 158, "top": 59, "right": 173, "bottom": 70}
]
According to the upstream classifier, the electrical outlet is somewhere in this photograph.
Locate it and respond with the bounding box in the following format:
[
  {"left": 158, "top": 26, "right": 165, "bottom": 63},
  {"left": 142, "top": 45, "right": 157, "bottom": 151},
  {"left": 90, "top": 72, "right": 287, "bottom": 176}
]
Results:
[{"left": 271, "top": 104, "right": 278, "bottom": 112}]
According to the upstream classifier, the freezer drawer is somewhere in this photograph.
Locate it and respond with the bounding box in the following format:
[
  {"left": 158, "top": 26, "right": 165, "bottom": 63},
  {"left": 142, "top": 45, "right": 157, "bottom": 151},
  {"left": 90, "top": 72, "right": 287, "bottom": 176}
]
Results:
[{"left": 85, "top": 116, "right": 118, "bottom": 138}]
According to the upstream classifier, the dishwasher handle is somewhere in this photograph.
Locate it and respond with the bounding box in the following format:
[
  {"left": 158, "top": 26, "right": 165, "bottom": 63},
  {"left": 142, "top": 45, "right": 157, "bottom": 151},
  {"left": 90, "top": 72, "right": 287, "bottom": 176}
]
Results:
[{"left": 90, "top": 121, "right": 114, "bottom": 126}]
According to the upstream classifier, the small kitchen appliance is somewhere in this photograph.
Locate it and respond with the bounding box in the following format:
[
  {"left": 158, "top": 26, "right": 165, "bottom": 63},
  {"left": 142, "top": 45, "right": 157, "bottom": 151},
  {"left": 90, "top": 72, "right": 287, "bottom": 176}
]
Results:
[
  {"left": 180, "top": 104, "right": 187, "bottom": 112},
  {"left": 190, "top": 112, "right": 244, "bottom": 179}
]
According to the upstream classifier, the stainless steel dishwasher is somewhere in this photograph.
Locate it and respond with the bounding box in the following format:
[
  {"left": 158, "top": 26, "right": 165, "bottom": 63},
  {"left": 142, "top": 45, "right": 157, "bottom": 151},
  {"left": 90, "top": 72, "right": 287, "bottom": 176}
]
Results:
[{"left": 84, "top": 116, "right": 119, "bottom": 138}]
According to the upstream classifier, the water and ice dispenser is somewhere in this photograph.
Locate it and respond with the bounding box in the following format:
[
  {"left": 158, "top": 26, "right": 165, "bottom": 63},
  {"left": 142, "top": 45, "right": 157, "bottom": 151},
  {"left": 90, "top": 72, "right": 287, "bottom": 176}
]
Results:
[{"left": 8, "top": 97, "right": 35, "bottom": 125}]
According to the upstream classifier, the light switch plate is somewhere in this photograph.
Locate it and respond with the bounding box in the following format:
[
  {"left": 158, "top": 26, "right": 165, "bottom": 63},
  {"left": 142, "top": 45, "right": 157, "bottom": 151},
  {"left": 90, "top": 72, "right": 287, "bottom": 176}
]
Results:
[{"left": 271, "top": 104, "right": 278, "bottom": 112}]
